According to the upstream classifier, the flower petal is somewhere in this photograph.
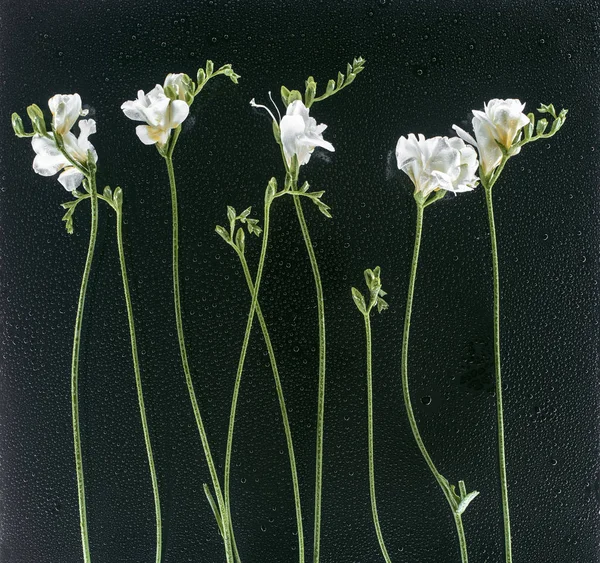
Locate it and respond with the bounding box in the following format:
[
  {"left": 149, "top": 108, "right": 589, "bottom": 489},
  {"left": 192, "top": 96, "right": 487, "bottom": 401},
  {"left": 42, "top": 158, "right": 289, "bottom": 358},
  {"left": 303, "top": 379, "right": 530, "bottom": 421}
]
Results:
[
  {"left": 135, "top": 124, "right": 170, "bottom": 146},
  {"left": 121, "top": 100, "right": 148, "bottom": 122},
  {"left": 49, "top": 94, "right": 82, "bottom": 135},
  {"left": 451, "top": 125, "right": 478, "bottom": 147},
  {"left": 31, "top": 134, "right": 68, "bottom": 176},
  {"left": 168, "top": 100, "right": 190, "bottom": 128},
  {"left": 58, "top": 167, "right": 84, "bottom": 191}
]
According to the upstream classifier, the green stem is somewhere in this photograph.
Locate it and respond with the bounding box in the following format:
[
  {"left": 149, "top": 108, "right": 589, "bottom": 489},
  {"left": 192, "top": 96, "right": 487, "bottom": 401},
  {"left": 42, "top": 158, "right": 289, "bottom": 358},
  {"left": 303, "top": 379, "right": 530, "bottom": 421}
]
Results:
[
  {"left": 234, "top": 247, "right": 305, "bottom": 562},
  {"left": 223, "top": 192, "right": 273, "bottom": 558},
  {"left": 292, "top": 194, "right": 326, "bottom": 563},
  {"left": 364, "top": 312, "right": 392, "bottom": 563},
  {"left": 401, "top": 202, "right": 469, "bottom": 563},
  {"left": 484, "top": 186, "right": 512, "bottom": 563},
  {"left": 164, "top": 136, "right": 233, "bottom": 562},
  {"left": 115, "top": 205, "right": 162, "bottom": 563},
  {"left": 71, "top": 175, "right": 98, "bottom": 563}
]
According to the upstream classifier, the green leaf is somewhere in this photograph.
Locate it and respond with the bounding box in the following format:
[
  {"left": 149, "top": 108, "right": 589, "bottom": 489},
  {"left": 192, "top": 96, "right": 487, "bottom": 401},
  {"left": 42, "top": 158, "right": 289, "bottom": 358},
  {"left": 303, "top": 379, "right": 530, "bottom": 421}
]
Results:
[
  {"left": 240, "top": 207, "right": 252, "bottom": 219},
  {"left": 351, "top": 287, "right": 367, "bottom": 315}
]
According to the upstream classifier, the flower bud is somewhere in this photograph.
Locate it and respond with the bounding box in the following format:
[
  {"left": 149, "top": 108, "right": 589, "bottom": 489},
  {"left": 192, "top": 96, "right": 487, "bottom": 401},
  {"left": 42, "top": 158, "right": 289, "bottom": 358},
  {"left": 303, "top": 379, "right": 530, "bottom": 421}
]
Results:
[
  {"left": 11, "top": 113, "right": 28, "bottom": 137},
  {"left": 27, "top": 104, "right": 47, "bottom": 136}
]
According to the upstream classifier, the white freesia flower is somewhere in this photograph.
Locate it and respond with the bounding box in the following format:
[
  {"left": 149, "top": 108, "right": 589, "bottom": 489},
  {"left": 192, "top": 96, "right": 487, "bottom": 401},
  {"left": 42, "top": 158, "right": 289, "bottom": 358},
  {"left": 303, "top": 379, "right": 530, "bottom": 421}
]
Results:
[
  {"left": 452, "top": 98, "right": 530, "bottom": 175},
  {"left": 250, "top": 96, "right": 334, "bottom": 166},
  {"left": 48, "top": 93, "right": 88, "bottom": 136},
  {"left": 32, "top": 119, "right": 97, "bottom": 191},
  {"left": 396, "top": 133, "right": 479, "bottom": 198},
  {"left": 121, "top": 84, "right": 189, "bottom": 146}
]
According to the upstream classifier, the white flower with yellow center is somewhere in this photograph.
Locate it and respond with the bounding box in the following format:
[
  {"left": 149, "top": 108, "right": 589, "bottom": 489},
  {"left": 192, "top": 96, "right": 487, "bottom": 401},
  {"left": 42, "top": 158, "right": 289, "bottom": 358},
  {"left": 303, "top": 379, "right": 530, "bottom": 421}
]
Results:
[
  {"left": 121, "top": 84, "right": 189, "bottom": 146},
  {"left": 396, "top": 133, "right": 479, "bottom": 198},
  {"left": 453, "top": 98, "right": 530, "bottom": 175}
]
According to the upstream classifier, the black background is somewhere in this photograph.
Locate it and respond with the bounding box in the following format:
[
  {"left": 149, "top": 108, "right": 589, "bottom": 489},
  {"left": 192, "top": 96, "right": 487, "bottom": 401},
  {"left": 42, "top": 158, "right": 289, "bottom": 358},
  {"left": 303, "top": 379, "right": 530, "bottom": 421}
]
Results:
[{"left": 1, "top": 1, "right": 599, "bottom": 562}]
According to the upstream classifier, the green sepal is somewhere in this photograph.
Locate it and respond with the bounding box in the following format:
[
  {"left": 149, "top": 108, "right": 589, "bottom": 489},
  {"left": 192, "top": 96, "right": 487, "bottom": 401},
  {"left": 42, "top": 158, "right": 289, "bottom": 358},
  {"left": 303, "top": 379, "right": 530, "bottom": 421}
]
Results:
[
  {"left": 524, "top": 113, "right": 535, "bottom": 140},
  {"left": 536, "top": 118, "right": 548, "bottom": 136},
  {"left": 305, "top": 76, "right": 317, "bottom": 107},
  {"left": 272, "top": 120, "right": 281, "bottom": 144},
  {"left": 113, "top": 186, "right": 123, "bottom": 209},
  {"left": 351, "top": 287, "right": 367, "bottom": 315},
  {"left": 239, "top": 207, "right": 251, "bottom": 219},
  {"left": 280, "top": 85, "right": 291, "bottom": 107},
  {"left": 235, "top": 227, "right": 245, "bottom": 253},
  {"left": 537, "top": 103, "right": 557, "bottom": 119},
  {"left": 205, "top": 60, "right": 214, "bottom": 76},
  {"left": 423, "top": 189, "right": 447, "bottom": 207},
  {"left": 197, "top": 68, "right": 206, "bottom": 86},
  {"left": 103, "top": 186, "right": 113, "bottom": 201},
  {"left": 227, "top": 205, "right": 236, "bottom": 230},
  {"left": 377, "top": 297, "right": 389, "bottom": 313},
  {"left": 266, "top": 177, "right": 278, "bottom": 201},
  {"left": 287, "top": 89, "right": 302, "bottom": 105},
  {"left": 164, "top": 84, "right": 178, "bottom": 101},
  {"left": 215, "top": 225, "right": 231, "bottom": 244},
  {"left": 203, "top": 484, "right": 224, "bottom": 537},
  {"left": 11, "top": 113, "right": 32, "bottom": 138}
]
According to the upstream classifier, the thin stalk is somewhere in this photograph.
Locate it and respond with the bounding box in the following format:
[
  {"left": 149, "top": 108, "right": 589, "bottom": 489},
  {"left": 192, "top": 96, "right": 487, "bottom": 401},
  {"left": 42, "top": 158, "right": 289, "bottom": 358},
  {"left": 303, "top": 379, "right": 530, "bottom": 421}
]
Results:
[
  {"left": 223, "top": 194, "right": 273, "bottom": 556},
  {"left": 234, "top": 247, "right": 305, "bottom": 562},
  {"left": 71, "top": 175, "right": 98, "bottom": 563},
  {"left": 115, "top": 205, "right": 162, "bottom": 563},
  {"left": 363, "top": 312, "right": 392, "bottom": 563},
  {"left": 292, "top": 194, "right": 326, "bottom": 563},
  {"left": 164, "top": 130, "right": 233, "bottom": 562},
  {"left": 484, "top": 186, "right": 512, "bottom": 563},
  {"left": 401, "top": 202, "right": 469, "bottom": 563}
]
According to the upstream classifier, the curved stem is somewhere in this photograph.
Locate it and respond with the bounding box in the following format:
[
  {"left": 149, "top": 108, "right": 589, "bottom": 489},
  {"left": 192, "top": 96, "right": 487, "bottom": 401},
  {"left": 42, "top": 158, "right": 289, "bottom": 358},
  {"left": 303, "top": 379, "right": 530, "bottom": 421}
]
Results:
[
  {"left": 115, "top": 204, "right": 162, "bottom": 563},
  {"left": 234, "top": 247, "right": 305, "bottom": 562},
  {"left": 223, "top": 193, "right": 273, "bottom": 557},
  {"left": 484, "top": 186, "right": 512, "bottom": 563},
  {"left": 165, "top": 144, "right": 233, "bottom": 562},
  {"left": 401, "top": 202, "right": 469, "bottom": 563},
  {"left": 292, "top": 195, "right": 326, "bottom": 563},
  {"left": 364, "top": 313, "right": 392, "bottom": 563},
  {"left": 71, "top": 175, "right": 98, "bottom": 563}
]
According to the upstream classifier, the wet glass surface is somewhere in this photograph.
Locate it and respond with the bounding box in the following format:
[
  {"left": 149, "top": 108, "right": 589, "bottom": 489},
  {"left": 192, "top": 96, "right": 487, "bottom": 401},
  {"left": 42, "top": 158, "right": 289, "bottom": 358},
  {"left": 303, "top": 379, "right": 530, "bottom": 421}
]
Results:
[{"left": 0, "top": 1, "right": 599, "bottom": 561}]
